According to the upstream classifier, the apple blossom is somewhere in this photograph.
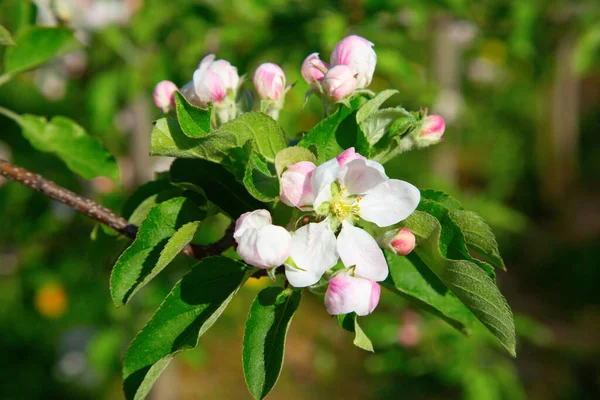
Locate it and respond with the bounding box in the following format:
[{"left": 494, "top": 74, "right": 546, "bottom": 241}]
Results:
[
  {"left": 283, "top": 148, "right": 420, "bottom": 288},
  {"left": 301, "top": 53, "right": 329, "bottom": 90},
  {"left": 193, "top": 54, "right": 240, "bottom": 108},
  {"left": 416, "top": 114, "right": 445, "bottom": 147},
  {"left": 253, "top": 63, "right": 287, "bottom": 120},
  {"left": 388, "top": 227, "right": 416, "bottom": 256},
  {"left": 330, "top": 35, "right": 377, "bottom": 89},
  {"left": 279, "top": 161, "right": 316, "bottom": 209},
  {"left": 153, "top": 80, "right": 178, "bottom": 113},
  {"left": 322, "top": 65, "right": 357, "bottom": 102},
  {"left": 234, "top": 210, "right": 291, "bottom": 269},
  {"left": 324, "top": 272, "right": 381, "bottom": 316}
]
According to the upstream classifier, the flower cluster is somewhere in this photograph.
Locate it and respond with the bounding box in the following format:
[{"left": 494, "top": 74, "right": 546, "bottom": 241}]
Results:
[
  {"left": 302, "top": 35, "right": 376, "bottom": 102},
  {"left": 234, "top": 148, "right": 420, "bottom": 316},
  {"left": 153, "top": 55, "right": 289, "bottom": 123}
]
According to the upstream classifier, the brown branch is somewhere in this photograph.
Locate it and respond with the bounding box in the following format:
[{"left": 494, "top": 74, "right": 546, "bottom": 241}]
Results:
[{"left": 0, "top": 158, "right": 235, "bottom": 260}]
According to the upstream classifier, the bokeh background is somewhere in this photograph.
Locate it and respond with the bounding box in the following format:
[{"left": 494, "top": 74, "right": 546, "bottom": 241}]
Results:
[{"left": 1, "top": 0, "right": 599, "bottom": 399}]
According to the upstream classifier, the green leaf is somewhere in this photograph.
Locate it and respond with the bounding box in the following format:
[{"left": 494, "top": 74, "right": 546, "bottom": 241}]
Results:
[
  {"left": 15, "top": 115, "right": 119, "bottom": 181},
  {"left": 110, "top": 197, "right": 205, "bottom": 307},
  {"left": 216, "top": 112, "right": 287, "bottom": 162},
  {"left": 383, "top": 250, "right": 475, "bottom": 335},
  {"left": 360, "top": 107, "right": 413, "bottom": 145},
  {"left": 243, "top": 287, "right": 302, "bottom": 400},
  {"left": 403, "top": 211, "right": 516, "bottom": 356},
  {"left": 123, "top": 257, "right": 248, "bottom": 400},
  {"left": 421, "top": 189, "right": 464, "bottom": 210},
  {"left": 298, "top": 97, "right": 366, "bottom": 163},
  {"left": 274, "top": 146, "right": 316, "bottom": 177},
  {"left": 243, "top": 151, "right": 279, "bottom": 202},
  {"left": 122, "top": 179, "right": 187, "bottom": 225},
  {"left": 174, "top": 91, "right": 211, "bottom": 137},
  {"left": 418, "top": 199, "right": 496, "bottom": 278},
  {"left": 151, "top": 112, "right": 286, "bottom": 169},
  {"left": 449, "top": 210, "right": 506, "bottom": 270},
  {"left": 336, "top": 313, "right": 374, "bottom": 352},
  {"left": 4, "top": 27, "right": 81, "bottom": 74},
  {"left": 0, "top": 24, "right": 15, "bottom": 46},
  {"left": 356, "top": 89, "right": 398, "bottom": 124},
  {"left": 170, "top": 158, "right": 264, "bottom": 218}
]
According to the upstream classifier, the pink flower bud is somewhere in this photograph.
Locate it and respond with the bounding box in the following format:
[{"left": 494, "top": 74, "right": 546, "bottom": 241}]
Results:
[
  {"left": 324, "top": 272, "right": 381, "bottom": 316},
  {"left": 390, "top": 228, "right": 416, "bottom": 256},
  {"left": 419, "top": 115, "right": 445, "bottom": 144},
  {"left": 279, "top": 161, "right": 316, "bottom": 209},
  {"left": 330, "top": 35, "right": 376, "bottom": 89},
  {"left": 153, "top": 80, "right": 177, "bottom": 113},
  {"left": 301, "top": 53, "right": 330, "bottom": 89},
  {"left": 253, "top": 63, "right": 286, "bottom": 101},
  {"left": 234, "top": 210, "right": 292, "bottom": 269},
  {"left": 322, "top": 65, "right": 357, "bottom": 102},
  {"left": 397, "top": 309, "right": 421, "bottom": 348},
  {"left": 336, "top": 147, "right": 366, "bottom": 168},
  {"left": 193, "top": 54, "right": 240, "bottom": 107}
]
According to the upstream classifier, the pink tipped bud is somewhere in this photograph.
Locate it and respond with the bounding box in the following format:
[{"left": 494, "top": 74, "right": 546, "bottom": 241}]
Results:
[
  {"left": 193, "top": 54, "right": 240, "bottom": 107},
  {"left": 330, "top": 35, "right": 376, "bottom": 89},
  {"left": 418, "top": 115, "right": 445, "bottom": 145},
  {"left": 279, "top": 161, "right": 316, "bottom": 209},
  {"left": 389, "top": 228, "right": 416, "bottom": 256},
  {"left": 323, "top": 65, "right": 357, "bottom": 102},
  {"left": 336, "top": 147, "right": 366, "bottom": 168},
  {"left": 325, "top": 272, "right": 381, "bottom": 316},
  {"left": 153, "top": 80, "right": 178, "bottom": 113},
  {"left": 301, "top": 53, "right": 330, "bottom": 90},
  {"left": 253, "top": 63, "right": 286, "bottom": 101}
]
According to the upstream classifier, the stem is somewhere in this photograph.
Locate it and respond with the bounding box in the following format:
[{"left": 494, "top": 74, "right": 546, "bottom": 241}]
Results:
[
  {"left": 0, "top": 105, "right": 20, "bottom": 122},
  {"left": 0, "top": 158, "right": 236, "bottom": 260},
  {"left": 0, "top": 73, "right": 13, "bottom": 88}
]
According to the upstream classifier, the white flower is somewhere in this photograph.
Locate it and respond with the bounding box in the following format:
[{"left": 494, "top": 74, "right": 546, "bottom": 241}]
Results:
[
  {"left": 324, "top": 271, "right": 381, "bottom": 316},
  {"left": 234, "top": 210, "right": 291, "bottom": 269},
  {"left": 284, "top": 148, "right": 420, "bottom": 287}
]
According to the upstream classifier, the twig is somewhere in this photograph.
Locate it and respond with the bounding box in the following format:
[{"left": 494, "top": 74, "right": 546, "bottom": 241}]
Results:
[{"left": 0, "top": 158, "right": 235, "bottom": 260}]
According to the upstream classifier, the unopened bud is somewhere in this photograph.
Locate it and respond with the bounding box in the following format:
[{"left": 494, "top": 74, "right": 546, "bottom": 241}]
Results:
[
  {"left": 279, "top": 161, "right": 316, "bottom": 209},
  {"left": 417, "top": 115, "right": 445, "bottom": 146},
  {"left": 193, "top": 54, "right": 240, "bottom": 108},
  {"left": 389, "top": 228, "right": 416, "bottom": 256},
  {"left": 322, "top": 65, "right": 357, "bottom": 102},
  {"left": 153, "top": 80, "right": 177, "bottom": 113},
  {"left": 253, "top": 63, "right": 286, "bottom": 101},
  {"left": 301, "top": 53, "right": 329, "bottom": 90},
  {"left": 330, "top": 35, "right": 376, "bottom": 89}
]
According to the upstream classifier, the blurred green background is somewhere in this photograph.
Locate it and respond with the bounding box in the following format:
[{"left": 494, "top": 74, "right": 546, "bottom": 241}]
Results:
[{"left": 1, "top": 0, "right": 599, "bottom": 399}]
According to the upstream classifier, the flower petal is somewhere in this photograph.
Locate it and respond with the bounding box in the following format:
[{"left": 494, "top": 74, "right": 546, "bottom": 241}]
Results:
[
  {"left": 236, "top": 229, "right": 265, "bottom": 268},
  {"left": 256, "top": 225, "right": 292, "bottom": 267},
  {"left": 311, "top": 158, "right": 339, "bottom": 210},
  {"left": 359, "top": 179, "right": 420, "bottom": 227},
  {"left": 287, "top": 219, "right": 339, "bottom": 287},
  {"left": 234, "top": 209, "right": 272, "bottom": 242},
  {"left": 279, "top": 161, "right": 316, "bottom": 208},
  {"left": 337, "top": 222, "right": 388, "bottom": 281},
  {"left": 324, "top": 272, "right": 381, "bottom": 316},
  {"left": 339, "top": 158, "right": 387, "bottom": 195}
]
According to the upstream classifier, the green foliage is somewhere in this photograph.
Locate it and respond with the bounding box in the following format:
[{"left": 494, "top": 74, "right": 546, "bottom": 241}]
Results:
[
  {"left": 0, "top": 24, "right": 15, "bottom": 46},
  {"left": 123, "top": 257, "right": 248, "bottom": 400},
  {"left": 4, "top": 27, "right": 81, "bottom": 74},
  {"left": 383, "top": 251, "right": 475, "bottom": 335},
  {"left": 110, "top": 197, "right": 205, "bottom": 307},
  {"left": 403, "top": 210, "right": 516, "bottom": 356},
  {"left": 174, "top": 91, "right": 212, "bottom": 137},
  {"left": 9, "top": 113, "right": 119, "bottom": 181},
  {"left": 274, "top": 146, "right": 316, "bottom": 177},
  {"left": 170, "top": 158, "right": 264, "bottom": 218},
  {"left": 243, "top": 287, "right": 302, "bottom": 400},
  {"left": 337, "top": 313, "right": 375, "bottom": 352},
  {"left": 243, "top": 150, "right": 279, "bottom": 202}
]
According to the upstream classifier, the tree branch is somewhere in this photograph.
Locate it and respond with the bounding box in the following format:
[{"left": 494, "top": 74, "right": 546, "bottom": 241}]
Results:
[{"left": 0, "top": 158, "right": 235, "bottom": 260}]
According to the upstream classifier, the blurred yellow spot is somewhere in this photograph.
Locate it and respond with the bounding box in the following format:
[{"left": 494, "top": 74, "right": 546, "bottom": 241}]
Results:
[
  {"left": 482, "top": 39, "right": 507, "bottom": 65},
  {"left": 35, "top": 283, "right": 68, "bottom": 318},
  {"left": 244, "top": 276, "right": 270, "bottom": 289}
]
